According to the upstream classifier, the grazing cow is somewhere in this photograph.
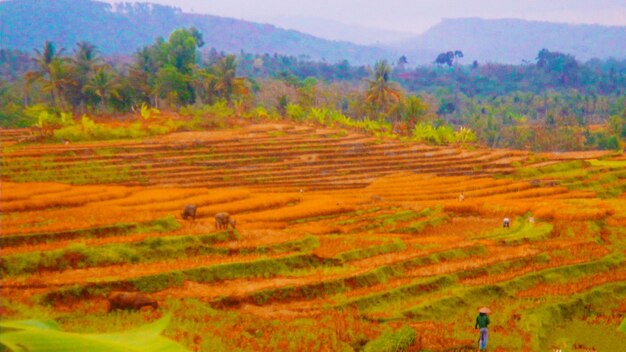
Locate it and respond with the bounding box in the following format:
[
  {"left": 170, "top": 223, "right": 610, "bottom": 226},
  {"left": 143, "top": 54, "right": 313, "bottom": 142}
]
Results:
[
  {"left": 181, "top": 204, "right": 197, "bottom": 221},
  {"left": 108, "top": 291, "right": 158, "bottom": 312},
  {"left": 215, "top": 212, "right": 236, "bottom": 230}
]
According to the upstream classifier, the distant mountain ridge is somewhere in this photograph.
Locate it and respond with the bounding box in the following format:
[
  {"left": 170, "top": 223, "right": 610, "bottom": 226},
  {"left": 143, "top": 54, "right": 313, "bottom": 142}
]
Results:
[
  {"left": 394, "top": 18, "right": 626, "bottom": 64},
  {"left": 257, "top": 16, "right": 416, "bottom": 45},
  {"left": 1, "top": 1, "right": 625, "bottom": 66},
  {"left": 0, "top": 0, "right": 393, "bottom": 65}
]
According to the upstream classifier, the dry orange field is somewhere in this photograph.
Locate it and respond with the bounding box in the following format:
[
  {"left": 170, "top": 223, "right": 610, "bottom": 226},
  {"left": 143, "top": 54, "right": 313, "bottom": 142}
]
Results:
[{"left": 1, "top": 122, "right": 625, "bottom": 351}]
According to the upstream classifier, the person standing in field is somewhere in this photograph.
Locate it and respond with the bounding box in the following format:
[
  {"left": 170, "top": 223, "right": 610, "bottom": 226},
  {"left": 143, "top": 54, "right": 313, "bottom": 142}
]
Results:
[
  {"left": 475, "top": 307, "right": 491, "bottom": 351},
  {"left": 503, "top": 217, "right": 510, "bottom": 228},
  {"left": 458, "top": 191, "right": 465, "bottom": 201}
]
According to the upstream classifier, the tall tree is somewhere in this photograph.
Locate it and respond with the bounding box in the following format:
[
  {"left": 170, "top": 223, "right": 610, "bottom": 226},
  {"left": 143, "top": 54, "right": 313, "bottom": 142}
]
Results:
[
  {"left": 167, "top": 29, "right": 198, "bottom": 74},
  {"left": 82, "top": 65, "right": 120, "bottom": 112},
  {"left": 70, "top": 41, "right": 102, "bottom": 111},
  {"left": 214, "top": 55, "right": 248, "bottom": 102},
  {"left": 26, "top": 41, "right": 68, "bottom": 107},
  {"left": 365, "top": 60, "right": 402, "bottom": 119}
]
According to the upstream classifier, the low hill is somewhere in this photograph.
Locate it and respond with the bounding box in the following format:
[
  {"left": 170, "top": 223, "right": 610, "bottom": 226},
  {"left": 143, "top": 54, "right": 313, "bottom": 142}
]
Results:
[
  {"left": 394, "top": 18, "right": 626, "bottom": 64},
  {"left": 0, "top": 0, "right": 392, "bottom": 64}
]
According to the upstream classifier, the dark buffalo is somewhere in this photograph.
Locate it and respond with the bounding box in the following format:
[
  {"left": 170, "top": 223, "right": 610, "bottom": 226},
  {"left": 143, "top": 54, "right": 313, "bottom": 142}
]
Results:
[
  {"left": 108, "top": 291, "right": 158, "bottom": 312},
  {"left": 215, "top": 212, "right": 236, "bottom": 230},
  {"left": 181, "top": 204, "right": 197, "bottom": 221}
]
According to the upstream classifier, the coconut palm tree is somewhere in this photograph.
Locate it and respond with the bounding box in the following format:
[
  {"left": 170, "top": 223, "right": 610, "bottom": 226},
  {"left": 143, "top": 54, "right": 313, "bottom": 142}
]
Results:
[
  {"left": 71, "top": 42, "right": 102, "bottom": 111},
  {"left": 214, "top": 55, "right": 248, "bottom": 102},
  {"left": 42, "top": 59, "right": 75, "bottom": 110},
  {"left": 365, "top": 60, "right": 402, "bottom": 120},
  {"left": 26, "top": 41, "right": 67, "bottom": 107},
  {"left": 82, "top": 66, "right": 120, "bottom": 112}
]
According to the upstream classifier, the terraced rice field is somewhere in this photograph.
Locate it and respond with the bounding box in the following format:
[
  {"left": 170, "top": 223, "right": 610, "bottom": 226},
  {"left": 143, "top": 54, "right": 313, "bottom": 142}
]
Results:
[{"left": 2, "top": 122, "right": 626, "bottom": 351}]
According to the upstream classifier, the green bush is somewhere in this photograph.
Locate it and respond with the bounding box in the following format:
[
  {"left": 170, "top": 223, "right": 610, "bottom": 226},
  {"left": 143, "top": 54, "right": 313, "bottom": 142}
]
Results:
[{"left": 363, "top": 325, "right": 416, "bottom": 352}]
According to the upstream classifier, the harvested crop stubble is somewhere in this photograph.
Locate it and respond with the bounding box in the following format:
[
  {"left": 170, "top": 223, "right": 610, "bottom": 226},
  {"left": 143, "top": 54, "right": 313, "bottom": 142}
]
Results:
[
  {"left": 126, "top": 188, "right": 252, "bottom": 213},
  {"left": 240, "top": 195, "right": 354, "bottom": 222},
  {"left": 313, "top": 236, "right": 391, "bottom": 258},
  {"left": 1, "top": 184, "right": 131, "bottom": 212},
  {"left": 0, "top": 182, "right": 72, "bottom": 202},
  {"left": 198, "top": 193, "right": 301, "bottom": 216},
  {"left": 365, "top": 175, "right": 531, "bottom": 201},
  {"left": 1, "top": 206, "right": 162, "bottom": 236},
  {"left": 534, "top": 200, "right": 615, "bottom": 220},
  {"left": 105, "top": 188, "right": 203, "bottom": 207}
]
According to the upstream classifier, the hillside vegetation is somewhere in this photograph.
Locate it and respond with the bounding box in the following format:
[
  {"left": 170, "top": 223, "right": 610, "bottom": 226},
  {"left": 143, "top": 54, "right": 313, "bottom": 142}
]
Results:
[{"left": 0, "top": 0, "right": 390, "bottom": 65}]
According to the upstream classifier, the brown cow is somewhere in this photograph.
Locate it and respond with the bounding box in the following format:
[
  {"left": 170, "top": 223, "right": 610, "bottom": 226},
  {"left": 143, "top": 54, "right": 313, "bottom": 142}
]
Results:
[
  {"left": 108, "top": 291, "right": 158, "bottom": 312},
  {"left": 215, "top": 212, "right": 236, "bottom": 230},
  {"left": 181, "top": 204, "right": 197, "bottom": 221}
]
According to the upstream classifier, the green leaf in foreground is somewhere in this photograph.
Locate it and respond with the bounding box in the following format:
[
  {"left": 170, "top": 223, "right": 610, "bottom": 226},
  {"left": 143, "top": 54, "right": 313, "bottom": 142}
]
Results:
[{"left": 0, "top": 314, "right": 188, "bottom": 352}]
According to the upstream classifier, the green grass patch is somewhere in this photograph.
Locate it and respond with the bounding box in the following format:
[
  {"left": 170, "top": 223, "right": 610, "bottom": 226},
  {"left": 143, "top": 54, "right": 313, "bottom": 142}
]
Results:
[
  {"left": 218, "top": 245, "right": 487, "bottom": 308},
  {"left": 0, "top": 216, "right": 180, "bottom": 247},
  {"left": 514, "top": 160, "right": 588, "bottom": 179},
  {"left": 338, "top": 276, "right": 454, "bottom": 312},
  {"left": 2, "top": 156, "right": 142, "bottom": 185},
  {"left": 43, "top": 254, "right": 341, "bottom": 303},
  {"left": 334, "top": 239, "right": 406, "bottom": 263},
  {"left": 524, "top": 282, "right": 626, "bottom": 350},
  {"left": 1, "top": 230, "right": 233, "bottom": 277},
  {"left": 475, "top": 216, "right": 553, "bottom": 245},
  {"left": 363, "top": 325, "right": 416, "bottom": 352},
  {"left": 588, "top": 159, "right": 626, "bottom": 169},
  {"left": 403, "top": 252, "right": 625, "bottom": 321}
]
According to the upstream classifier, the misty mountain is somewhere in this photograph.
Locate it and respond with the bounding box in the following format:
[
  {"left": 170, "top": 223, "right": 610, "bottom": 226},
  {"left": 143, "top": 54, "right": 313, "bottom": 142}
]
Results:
[
  {"left": 2, "top": 1, "right": 625, "bottom": 67},
  {"left": 0, "top": 0, "right": 393, "bottom": 65},
  {"left": 258, "top": 16, "right": 416, "bottom": 46},
  {"left": 394, "top": 18, "right": 626, "bottom": 65}
]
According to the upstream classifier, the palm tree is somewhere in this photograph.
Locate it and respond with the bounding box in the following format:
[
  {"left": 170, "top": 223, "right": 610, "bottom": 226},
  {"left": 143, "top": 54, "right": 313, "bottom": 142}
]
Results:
[
  {"left": 42, "top": 59, "right": 75, "bottom": 110},
  {"left": 71, "top": 42, "right": 102, "bottom": 110},
  {"left": 402, "top": 95, "right": 429, "bottom": 127},
  {"left": 26, "top": 41, "right": 67, "bottom": 106},
  {"left": 365, "top": 60, "right": 402, "bottom": 120},
  {"left": 32, "top": 41, "right": 64, "bottom": 77},
  {"left": 213, "top": 55, "right": 248, "bottom": 102},
  {"left": 82, "top": 66, "right": 120, "bottom": 112}
]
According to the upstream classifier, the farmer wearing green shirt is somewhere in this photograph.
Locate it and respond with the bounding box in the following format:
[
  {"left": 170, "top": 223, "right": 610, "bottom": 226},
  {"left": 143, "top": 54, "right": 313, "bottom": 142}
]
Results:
[{"left": 475, "top": 307, "right": 491, "bottom": 350}]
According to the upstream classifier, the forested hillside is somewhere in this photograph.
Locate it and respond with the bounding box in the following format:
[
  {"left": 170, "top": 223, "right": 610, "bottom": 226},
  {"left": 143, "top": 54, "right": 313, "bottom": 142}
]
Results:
[
  {"left": 0, "top": 0, "right": 391, "bottom": 65},
  {"left": 3, "top": 1, "right": 626, "bottom": 66}
]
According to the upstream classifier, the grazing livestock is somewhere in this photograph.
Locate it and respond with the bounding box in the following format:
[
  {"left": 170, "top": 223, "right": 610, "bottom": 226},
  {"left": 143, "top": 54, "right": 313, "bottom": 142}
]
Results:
[
  {"left": 108, "top": 291, "right": 158, "bottom": 312},
  {"left": 181, "top": 204, "right": 197, "bottom": 221},
  {"left": 215, "top": 212, "right": 236, "bottom": 230}
]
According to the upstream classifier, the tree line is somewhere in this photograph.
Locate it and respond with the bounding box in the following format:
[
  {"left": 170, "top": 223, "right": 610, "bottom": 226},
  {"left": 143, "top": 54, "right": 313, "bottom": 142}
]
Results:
[{"left": 0, "top": 29, "right": 624, "bottom": 151}]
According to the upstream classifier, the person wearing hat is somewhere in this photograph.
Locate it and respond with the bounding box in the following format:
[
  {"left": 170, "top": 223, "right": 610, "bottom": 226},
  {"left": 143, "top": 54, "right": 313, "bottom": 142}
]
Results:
[{"left": 475, "top": 307, "right": 491, "bottom": 350}]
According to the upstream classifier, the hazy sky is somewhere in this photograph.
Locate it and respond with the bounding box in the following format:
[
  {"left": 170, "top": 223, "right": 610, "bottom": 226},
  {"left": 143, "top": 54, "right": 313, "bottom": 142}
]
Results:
[{"left": 101, "top": 0, "right": 626, "bottom": 34}]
